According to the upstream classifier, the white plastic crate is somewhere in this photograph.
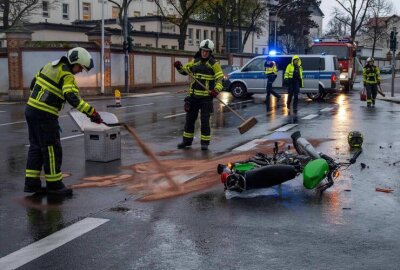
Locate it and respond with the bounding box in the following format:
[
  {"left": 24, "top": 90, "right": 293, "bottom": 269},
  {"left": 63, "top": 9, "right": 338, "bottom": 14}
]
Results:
[{"left": 84, "top": 126, "right": 121, "bottom": 162}]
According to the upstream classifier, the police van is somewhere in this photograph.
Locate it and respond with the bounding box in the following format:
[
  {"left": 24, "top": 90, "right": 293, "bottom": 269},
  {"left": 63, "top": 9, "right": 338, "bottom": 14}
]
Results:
[{"left": 225, "top": 54, "right": 340, "bottom": 100}]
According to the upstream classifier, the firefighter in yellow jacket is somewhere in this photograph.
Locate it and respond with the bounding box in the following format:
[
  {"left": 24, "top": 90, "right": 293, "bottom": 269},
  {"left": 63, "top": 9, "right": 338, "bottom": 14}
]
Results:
[
  {"left": 363, "top": 57, "right": 381, "bottom": 107},
  {"left": 25, "top": 47, "right": 103, "bottom": 195},
  {"left": 284, "top": 55, "right": 304, "bottom": 113},
  {"left": 174, "top": 39, "right": 224, "bottom": 150}
]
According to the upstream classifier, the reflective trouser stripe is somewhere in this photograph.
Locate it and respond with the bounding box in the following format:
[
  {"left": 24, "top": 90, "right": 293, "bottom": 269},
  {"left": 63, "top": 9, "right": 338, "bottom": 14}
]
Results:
[
  {"left": 48, "top": 146, "right": 56, "bottom": 175},
  {"left": 183, "top": 132, "right": 194, "bottom": 138},
  {"left": 45, "top": 172, "right": 63, "bottom": 182},
  {"left": 25, "top": 169, "right": 41, "bottom": 179},
  {"left": 200, "top": 135, "right": 211, "bottom": 141},
  {"left": 27, "top": 98, "right": 59, "bottom": 116}
]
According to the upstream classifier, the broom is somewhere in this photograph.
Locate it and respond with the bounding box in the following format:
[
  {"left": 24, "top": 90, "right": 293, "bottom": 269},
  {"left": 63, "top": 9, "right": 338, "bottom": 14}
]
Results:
[
  {"left": 187, "top": 72, "right": 257, "bottom": 134},
  {"left": 104, "top": 123, "right": 180, "bottom": 191}
]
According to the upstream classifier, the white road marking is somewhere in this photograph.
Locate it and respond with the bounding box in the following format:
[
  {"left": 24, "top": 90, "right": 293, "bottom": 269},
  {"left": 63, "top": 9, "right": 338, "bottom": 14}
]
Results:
[
  {"left": 26, "top": 134, "right": 84, "bottom": 147},
  {"left": 114, "top": 102, "right": 154, "bottom": 109},
  {"left": 320, "top": 107, "right": 333, "bottom": 112},
  {"left": 274, "top": 124, "right": 298, "bottom": 132},
  {"left": 164, "top": 112, "right": 186, "bottom": 119},
  {"left": 229, "top": 100, "right": 253, "bottom": 106},
  {"left": 0, "top": 115, "right": 69, "bottom": 127},
  {"left": 0, "top": 120, "right": 26, "bottom": 126},
  {"left": 125, "top": 92, "right": 168, "bottom": 98},
  {"left": 0, "top": 217, "right": 109, "bottom": 270},
  {"left": 0, "top": 111, "right": 6, "bottom": 113},
  {"left": 301, "top": 114, "right": 318, "bottom": 120},
  {"left": 233, "top": 139, "right": 266, "bottom": 151}
]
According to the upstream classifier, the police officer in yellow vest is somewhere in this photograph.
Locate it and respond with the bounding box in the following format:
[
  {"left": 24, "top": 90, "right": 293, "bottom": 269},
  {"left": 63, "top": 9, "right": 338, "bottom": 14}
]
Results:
[
  {"left": 264, "top": 59, "right": 281, "bottom": 111},
  {"left": 174, "top": 39, "right": 224, "bottom": 151},
  {"left": 363, "top": 57, "right": 381, "bottom": 107},
  {"left": 25, "top": 47, "right": 103, "bottom": 195},
  {"left": 284, "top": 55, "right": 304, "bottom": 113}
]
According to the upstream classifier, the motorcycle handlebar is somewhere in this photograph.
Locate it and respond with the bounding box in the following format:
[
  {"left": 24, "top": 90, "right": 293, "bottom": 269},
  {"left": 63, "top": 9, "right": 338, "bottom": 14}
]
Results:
[{"left": 349, "top": 149, "right": 363, "bottom": 164}]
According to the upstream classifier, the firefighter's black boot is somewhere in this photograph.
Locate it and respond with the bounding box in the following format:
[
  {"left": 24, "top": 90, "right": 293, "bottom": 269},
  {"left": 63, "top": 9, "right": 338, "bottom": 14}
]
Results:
[
  {"left": 177, "top": 141, "right": 192, "bottom": 149},
  {"left": 46, "top": 181, "right": 73, "bottom": 195},
  {"left": 201, "top": 144, "right": 209, "bottom": 151},
  {"left": 24, "top": 179, "right": 42, "bottom": 193}
]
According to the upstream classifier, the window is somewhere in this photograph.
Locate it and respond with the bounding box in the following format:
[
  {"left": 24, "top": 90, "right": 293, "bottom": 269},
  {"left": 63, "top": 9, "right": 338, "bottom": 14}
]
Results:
[
  {"left": 134, "top": 43, "right": 141, "bottom": 46},
  {"left": 145, "top": 44, "right": 152, "bottom": 47},
  {"left": 211, "top": 31, "right": 215, "bottom": 41},
  {"left": 134, "top": 11, "right": 140, "bottom": 17},
  {"left": 82, "top": 3, "right": 91, "bottom": 20},
  {"left": 171, "top": 45, "right": 177, "bottom": 50},
  {"left": 204, "top": 30, "right": 208, "bottom": 40},
  {"left": 62, "top": 3, "right": 69, "bottom": 19},
  {"left": 42, "top": 1, "right": 49, "bottom": 17},
  {"left": 112, "top": 7, "right": 120, "bottom": 19},
  {"left": 195, "top": 29, "right": 201, "bottom": 45},
  {"left": 147, "top": 13, "right": 153, "bottom": 16},
  {"left": 161, "top": 45, "right": 168, "bottom": 49},
  {"left": 242, "top": 58, "right": 265, "bottom": 72},
  {"left": 188, "top": 28, "right": 193, "bottom": 45},
  {"left": 301, "top": 57, "right": 325, "bottom": 71},
  {"left": 262, "top": 48, "right": 265, "bottom": 54},
  {"left": 255, "top": 47, "right": 258, "bottom": 54},
  {"left": 140, "top": 25, "right": 145, "bottom": 31}
]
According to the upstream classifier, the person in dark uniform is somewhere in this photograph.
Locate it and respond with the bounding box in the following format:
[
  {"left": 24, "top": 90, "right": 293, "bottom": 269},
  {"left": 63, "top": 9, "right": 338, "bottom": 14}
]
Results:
[
  {"left": 25, "top": 47, "right": 103, "bottom": 195},
  {"left": 264, "top": 59, "right": 281, "bottom": 111},
  {"left": 363, "top": 57, "right": 381, "bottom": 107},
  {"left": 284, "top": 55, "right": 304, "bottom": 113},
  {"left": 174, "top": 39, "right": 224, "bottom": 151}
]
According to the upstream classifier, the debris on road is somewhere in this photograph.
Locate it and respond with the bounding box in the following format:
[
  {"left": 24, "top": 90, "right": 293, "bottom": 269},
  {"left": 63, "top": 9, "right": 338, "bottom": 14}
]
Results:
[
  {"left": 375, "top": 187, "right": 394, "bottom": 193},
  {"left": 360, "top": 163, "right": 366, "bottom": 169}
]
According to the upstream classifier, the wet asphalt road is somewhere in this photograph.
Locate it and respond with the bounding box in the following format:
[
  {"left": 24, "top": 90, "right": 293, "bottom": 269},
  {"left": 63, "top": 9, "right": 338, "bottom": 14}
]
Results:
[{"left": 1, "top": 79, "right": 400, "bottom": 269}]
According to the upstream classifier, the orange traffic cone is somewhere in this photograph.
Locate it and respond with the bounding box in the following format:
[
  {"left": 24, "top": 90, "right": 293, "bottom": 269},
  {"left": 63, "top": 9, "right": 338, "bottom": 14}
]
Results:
[{"left": 115, "top": 89, "right": 121, "bottom": 107}]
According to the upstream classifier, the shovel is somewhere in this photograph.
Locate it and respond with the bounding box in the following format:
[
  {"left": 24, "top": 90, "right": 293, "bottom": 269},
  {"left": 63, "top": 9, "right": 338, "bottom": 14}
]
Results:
[
  {"left": 187, "top": 72, "right": 257, "bottom": 134},
  {"left": 104, "top": 122, "right": 180, "bottom": 191}
]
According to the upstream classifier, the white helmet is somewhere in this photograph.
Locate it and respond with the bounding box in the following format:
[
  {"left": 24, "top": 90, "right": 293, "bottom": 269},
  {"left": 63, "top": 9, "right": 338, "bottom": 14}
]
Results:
[
  {"left": 367, "top": 57, "right": 374, "bottom": 63},
  {"left": 65, "top": 47, "right": 94, "bottom": 71},
  {"left": 199, "top": 39, "right": 214, "bottom": 52}
]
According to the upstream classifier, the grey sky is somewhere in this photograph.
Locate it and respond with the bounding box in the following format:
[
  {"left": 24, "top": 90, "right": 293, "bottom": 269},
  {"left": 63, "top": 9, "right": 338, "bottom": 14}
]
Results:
[{"left": 320, "top": 0, "right": 400, "bottom": 33}]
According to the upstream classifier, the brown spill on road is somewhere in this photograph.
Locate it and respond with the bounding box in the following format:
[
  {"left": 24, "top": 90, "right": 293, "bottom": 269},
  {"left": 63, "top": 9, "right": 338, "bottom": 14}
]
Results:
[{"left": 72, "top": 138, "right": 329, "bottom": 201}]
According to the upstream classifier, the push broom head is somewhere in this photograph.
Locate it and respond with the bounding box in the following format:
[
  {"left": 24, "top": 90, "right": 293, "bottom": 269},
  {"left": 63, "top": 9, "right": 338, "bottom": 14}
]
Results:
[{"left": 238, "top": 116, "right": 257, "bottom": 134}]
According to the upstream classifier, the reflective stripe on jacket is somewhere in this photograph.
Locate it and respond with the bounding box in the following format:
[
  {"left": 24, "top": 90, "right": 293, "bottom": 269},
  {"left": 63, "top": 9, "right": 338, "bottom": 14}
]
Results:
[
  {"left": 177, "top": 56, "right": 224, "bottom": 97},
  {"left": 363, "top": 65, "right": 381, "bottom": 84},
  {"left": 284, "top": 55, "right": 304, "bottom": 87},
  {"left": 27, "top": 62, "right": 94, "bottom": 117},
  {"left": 265, "top": 62, "right": 277, "bottom": 75}
]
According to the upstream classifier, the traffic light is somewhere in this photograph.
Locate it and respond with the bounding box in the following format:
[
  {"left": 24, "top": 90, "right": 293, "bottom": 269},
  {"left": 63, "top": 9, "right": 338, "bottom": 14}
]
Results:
[
  {"left": 127, "top": 36, "right": 133, "bottom": 53},
  {"left": 390, "top": 31, "right": 397, "bottom": 51}
]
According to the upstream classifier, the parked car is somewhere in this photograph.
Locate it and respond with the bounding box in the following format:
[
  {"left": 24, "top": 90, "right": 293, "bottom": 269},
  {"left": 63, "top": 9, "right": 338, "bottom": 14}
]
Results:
[
  {"left": 224, "top": 54, "right": 341, "bottom": 100},
  {"left": 380, "top": 65, "right": 393, "bottom": 74},
  {"left": 221, "top": 65, "right": 241, "bottom": 90}
]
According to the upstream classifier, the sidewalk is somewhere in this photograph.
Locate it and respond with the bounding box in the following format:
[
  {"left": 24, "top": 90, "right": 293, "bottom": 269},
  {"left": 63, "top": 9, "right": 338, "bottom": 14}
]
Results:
[{"left": 378, "top": 92, "right": 400, "bottom": 104}]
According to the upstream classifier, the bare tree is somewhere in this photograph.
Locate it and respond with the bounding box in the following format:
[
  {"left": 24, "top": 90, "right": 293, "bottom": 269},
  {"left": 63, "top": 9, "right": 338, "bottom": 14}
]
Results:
[
  {"left": 332, "top": 0, "right": 374, "bottom": 41},
  {"left": 361, "top": 0, "right": 393, "bottom": 57},
  {"left": 154, "top": 0, "right": 206, "bottom": 50},
  {"left": 325, "top": 12, "right": 349, "bottom": 36},
  {"left": 0, "top": 0, "right": 59, "bottom": 29}
]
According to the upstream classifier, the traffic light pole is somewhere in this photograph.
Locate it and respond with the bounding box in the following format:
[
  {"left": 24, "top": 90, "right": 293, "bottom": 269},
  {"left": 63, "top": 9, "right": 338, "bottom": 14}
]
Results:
[
  {"left": 390, "top": 27, "right": 397, "bottom": 97},
  {"left": 123, "top": 7, "right": 129, "bottom": 93}
]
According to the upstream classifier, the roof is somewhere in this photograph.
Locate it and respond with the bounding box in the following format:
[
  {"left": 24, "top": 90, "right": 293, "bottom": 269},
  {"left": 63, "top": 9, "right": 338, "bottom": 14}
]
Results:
[{"left": 366, "top": 15, "right": 400, "bottom": 28}]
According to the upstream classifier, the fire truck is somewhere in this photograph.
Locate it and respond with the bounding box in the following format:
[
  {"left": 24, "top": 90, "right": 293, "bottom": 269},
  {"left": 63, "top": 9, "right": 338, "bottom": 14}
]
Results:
[{"left": 310, "top": 37, "right": 357, "bottom": 92}]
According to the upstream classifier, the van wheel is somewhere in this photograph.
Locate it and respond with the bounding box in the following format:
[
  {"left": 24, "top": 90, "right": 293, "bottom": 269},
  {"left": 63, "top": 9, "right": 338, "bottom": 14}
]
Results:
[
  {"left": 230, "top": 82, "right": 247, "bottom": 98},
  {"left": 307, "top": 92, "right": 323, "bottom": 101}
]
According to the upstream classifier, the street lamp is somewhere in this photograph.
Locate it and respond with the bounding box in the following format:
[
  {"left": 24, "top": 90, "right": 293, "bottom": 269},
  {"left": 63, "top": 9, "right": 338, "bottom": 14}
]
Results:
[
  {"left": 274, "top": 3, "right": 290, "bottom": 50},
  {"left": 101, "top": 0, "right": 105, "bottom": 95}
]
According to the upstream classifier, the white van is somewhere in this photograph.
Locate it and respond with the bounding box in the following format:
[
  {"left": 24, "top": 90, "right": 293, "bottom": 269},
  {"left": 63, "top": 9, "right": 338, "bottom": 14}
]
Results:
[{"left": 225, "top": 54, "right": 340, "bottom": 100}]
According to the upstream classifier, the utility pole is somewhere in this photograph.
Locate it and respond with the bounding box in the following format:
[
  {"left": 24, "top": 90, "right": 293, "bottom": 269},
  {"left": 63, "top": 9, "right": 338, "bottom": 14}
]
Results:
[
  {"left": 390, "top": 27, "right": 397, "bottom": 97},
  {"left": 123, "top": 5, "right": 129, "bottom": 93},
  {"left": 101, "top": 0, "right": 105, "bottom": 95}
]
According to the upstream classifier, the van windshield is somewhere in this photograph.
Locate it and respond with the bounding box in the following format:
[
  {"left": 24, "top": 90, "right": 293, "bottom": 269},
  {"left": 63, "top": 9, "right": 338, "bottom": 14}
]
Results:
[{"left": 310, "top": 46, "right": 349, "bottom": 60}]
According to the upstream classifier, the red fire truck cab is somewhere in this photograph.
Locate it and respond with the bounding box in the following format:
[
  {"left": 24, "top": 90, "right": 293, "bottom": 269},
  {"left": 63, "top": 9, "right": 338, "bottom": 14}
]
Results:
[{"left": 310, "top": 38, "right": 357, "bottom": 92}]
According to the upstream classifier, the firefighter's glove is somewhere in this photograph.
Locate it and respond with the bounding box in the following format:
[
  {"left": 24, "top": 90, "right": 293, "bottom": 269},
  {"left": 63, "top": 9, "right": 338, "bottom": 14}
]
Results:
[
  {"left": 183, "top": 96, "right": 191, "bottom": 112},
  {"left": 210, "top": 89, "right": 219, "bottom": 98},
  {"left": 90, "top": 109, "right": 103, "bottom": 124},
  {"left": 174, "top": 61, "right": 183, "bottom": 70}
]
